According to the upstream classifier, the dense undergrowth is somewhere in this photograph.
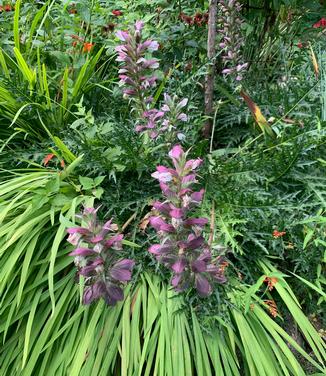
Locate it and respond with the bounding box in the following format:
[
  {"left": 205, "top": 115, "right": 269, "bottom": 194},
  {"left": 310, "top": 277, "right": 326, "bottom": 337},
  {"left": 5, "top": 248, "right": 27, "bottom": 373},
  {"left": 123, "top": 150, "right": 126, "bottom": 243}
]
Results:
[{"left": 0, "top": 0, "right": 325, "bottom": 375}]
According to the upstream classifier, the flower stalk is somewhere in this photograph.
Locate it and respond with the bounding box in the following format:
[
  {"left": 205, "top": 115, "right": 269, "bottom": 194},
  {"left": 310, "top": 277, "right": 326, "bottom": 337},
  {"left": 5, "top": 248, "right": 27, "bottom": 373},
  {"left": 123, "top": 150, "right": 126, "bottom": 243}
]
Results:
[
  {"left": 149, "top": 145, "right": 227, "bottom": 296},
  {"left": 67, "top": 207, "right": 134, "bottom": 305},
  {"left": 115, "top": 22, "right": 188, "bottom": 140},
  {"left": 218, "top": 0, "right": 248, "bottom": 82}
]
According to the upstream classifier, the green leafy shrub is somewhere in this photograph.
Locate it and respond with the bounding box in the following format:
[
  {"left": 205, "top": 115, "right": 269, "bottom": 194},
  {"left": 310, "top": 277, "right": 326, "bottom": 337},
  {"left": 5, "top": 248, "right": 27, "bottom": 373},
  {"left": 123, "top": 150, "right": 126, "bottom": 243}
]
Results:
[{"left": 0, "top": 1, "right": 325, "bottom": 375}]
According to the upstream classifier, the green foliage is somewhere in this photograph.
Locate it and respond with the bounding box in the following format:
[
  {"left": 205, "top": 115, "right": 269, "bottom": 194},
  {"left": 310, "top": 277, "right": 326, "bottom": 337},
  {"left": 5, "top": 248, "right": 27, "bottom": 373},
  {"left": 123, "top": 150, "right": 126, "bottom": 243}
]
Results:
[
  {"left": 0, "top": 0, "right": 325, "bottom": 374},
  {"left": 1, "top": 269, "right": 325, "bottom": 375}
]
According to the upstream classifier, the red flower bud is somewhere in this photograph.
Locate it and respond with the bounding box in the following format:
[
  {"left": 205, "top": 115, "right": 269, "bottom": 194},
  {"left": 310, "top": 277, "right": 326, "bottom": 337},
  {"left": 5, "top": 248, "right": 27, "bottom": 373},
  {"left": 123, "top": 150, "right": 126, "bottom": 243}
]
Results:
[
  {"left": 272, "top": 230, "right": 286, "bottom": 238},
  {"left": 43, "top": 153, "right": 55, "bottom": 166},
  {"left": 112, "top": 10, "right": 123, "bottom": 16},
  {"left": 313, "top": 17, "right": 326, "bottom": 28}
]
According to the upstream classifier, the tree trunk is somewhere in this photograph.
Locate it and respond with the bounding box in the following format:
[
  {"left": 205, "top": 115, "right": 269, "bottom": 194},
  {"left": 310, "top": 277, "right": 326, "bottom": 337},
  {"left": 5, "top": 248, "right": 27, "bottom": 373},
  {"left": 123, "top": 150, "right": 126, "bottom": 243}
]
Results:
[{"left": 203, "top": 0, "right": 218, "bottom": 139}]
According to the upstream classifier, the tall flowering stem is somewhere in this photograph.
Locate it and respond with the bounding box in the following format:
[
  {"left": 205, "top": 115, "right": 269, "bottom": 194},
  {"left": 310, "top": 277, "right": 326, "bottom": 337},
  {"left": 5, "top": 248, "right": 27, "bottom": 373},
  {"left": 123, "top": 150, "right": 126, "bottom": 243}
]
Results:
[
  {"left": 67, "top": 207, "right": 134, "bottom": 305},
  {"left": 115, "top": 22, "right": 188, "bottom": 140},
  {"left": 218, "top": 0, "right": 248, "bottom": 82},
  {"left": 115, "top": 22, "right": 159, "bottom": 130},
  {"left": 149, "top": 145, "right": 226, "bottom": 296},
  {"left": 203, "top": 0, "right": 218, "bottom": 139}
]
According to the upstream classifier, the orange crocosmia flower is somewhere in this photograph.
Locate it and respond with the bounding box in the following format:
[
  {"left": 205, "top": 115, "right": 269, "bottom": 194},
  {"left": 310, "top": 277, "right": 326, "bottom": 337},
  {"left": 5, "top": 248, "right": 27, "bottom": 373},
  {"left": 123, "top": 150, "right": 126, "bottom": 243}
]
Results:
[
  {"left": 83, "top": 42, "right": 94, "bottom": 53},
  {"left": 60, "top": 160, "right": 65, "bottom": 168},
  {"left": 264, "top": 300, "right": 278, "bottom": 318},
  {"left": 4, "top": 4, "right": 11, "bottom": 11},
  {"left": 43, "top": 153, "right": 55, "bottom": 166},
  {"left": 273, "top": 230, "right": 286, "bottom": 238},
  {"left": 220, "top": 261, "right": 229, "bottom": 272},
  {"left": 264, "top": 276, "right": 278, "bottom": 291}
]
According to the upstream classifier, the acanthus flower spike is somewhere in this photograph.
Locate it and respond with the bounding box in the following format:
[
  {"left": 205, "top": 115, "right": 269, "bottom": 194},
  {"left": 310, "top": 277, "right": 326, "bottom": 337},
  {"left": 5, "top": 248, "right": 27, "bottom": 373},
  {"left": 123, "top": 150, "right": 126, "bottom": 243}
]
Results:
[
  {"left": 218, "top": 0, "right": 247, "bottom": 82},
  {"left": 115, "top": 22, "right": 188, "bottom": 140},
  {"left": 148, "top": 145, "right": 227, "bottom": 296},
  {"left": 66, "top": 207, "right": 135, "bottom": 305}
]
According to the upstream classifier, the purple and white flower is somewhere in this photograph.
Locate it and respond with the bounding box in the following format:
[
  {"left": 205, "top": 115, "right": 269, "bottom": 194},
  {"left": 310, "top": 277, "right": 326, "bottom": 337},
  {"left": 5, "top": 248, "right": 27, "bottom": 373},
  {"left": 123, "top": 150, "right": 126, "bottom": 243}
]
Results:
[
  {"left": 218, "top": 0, "right": 247, "bottom": 82},
  {"left": 67, "top": 207, "right": 135, "bottom": 305},
  {"left": 148, "top": 145, "right": 227, "bottom": 296}
]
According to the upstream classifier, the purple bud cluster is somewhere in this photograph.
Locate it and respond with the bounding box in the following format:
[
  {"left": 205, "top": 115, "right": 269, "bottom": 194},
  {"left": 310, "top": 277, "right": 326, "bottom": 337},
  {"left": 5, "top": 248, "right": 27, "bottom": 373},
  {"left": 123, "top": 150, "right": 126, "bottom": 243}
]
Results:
[
  {"left": 149, "top": 145, "right": 227, "bottom": 296},
  {"left": 218, "top": 0, "right": 248, "bottom": 81},
  {"left": 67, "top": 207, "right": 135, "bottom": 305},
  {"left": 115, "top": 22, "right": 188, "bottom": 140}
]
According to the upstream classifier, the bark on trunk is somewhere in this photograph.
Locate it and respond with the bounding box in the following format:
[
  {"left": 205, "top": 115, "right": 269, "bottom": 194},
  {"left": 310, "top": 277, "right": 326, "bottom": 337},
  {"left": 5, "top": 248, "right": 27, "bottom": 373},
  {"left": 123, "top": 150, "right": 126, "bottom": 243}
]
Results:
[{"left": 203, "top": 0, "right": 218, "bottom": 139}]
